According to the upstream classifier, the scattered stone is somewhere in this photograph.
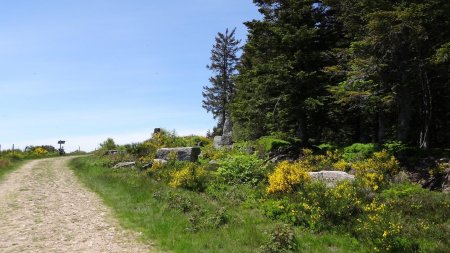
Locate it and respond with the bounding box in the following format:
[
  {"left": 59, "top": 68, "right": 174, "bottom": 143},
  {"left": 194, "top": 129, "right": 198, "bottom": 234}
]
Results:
[
  {"left": 408, "top": 157, "right": 450, "bottom": 192},
  {"left": 269, "top": 155, "right": 291, "bottom": 163},
  {"left": 106, "top": 150, "right": 119, "bottom": 155},
  {"left": 246, "top": 147, "right": 256, "bottom": 155},
  {"left": 112, "top": 162, "right": 136, "bottom": 169},
  {"left": 153, "top": 159, "right": 168, "bottom": 165},
  {"left": 156, "top": 147, "right": 201, "bottom": 162},
  {"left": 141, "top": 162, "right": 153, "bottom": 170},
  {"left": 308, "top": 171, "right": 355, "bottom": 187},
  {"left": 206, "top": 160, "right": 219, "bottom": 171}
]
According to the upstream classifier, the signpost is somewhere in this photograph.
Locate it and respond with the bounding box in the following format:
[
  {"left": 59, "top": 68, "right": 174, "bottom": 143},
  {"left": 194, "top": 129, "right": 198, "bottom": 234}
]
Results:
[{"left": 58, "top": 140, "right": 65, "bottom": 155}]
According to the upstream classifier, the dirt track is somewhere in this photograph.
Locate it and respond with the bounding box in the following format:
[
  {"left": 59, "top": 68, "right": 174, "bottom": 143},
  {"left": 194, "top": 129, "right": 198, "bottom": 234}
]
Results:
[{"left": 0, "top": 157, "right": 157, "bottom": 253}]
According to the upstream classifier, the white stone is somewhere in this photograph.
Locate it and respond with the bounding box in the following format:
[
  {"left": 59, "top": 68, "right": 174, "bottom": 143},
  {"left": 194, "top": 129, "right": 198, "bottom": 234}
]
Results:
[{"left": 308, "top": 171, "right": 355, "bottom": 187}]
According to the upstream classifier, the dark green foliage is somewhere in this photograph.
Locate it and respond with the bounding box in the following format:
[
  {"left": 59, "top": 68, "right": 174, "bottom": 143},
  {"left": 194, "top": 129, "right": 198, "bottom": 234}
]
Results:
[
  {"left": 99, "top": 138, "right": 117, "bottom": 151},
  {"left": 228, "top": 0, "right": 450, "bottom": 149},
  {"left": 315, "top": 143, "right": 336, "bottom": 152},
  {"left": 232, "top": 0, "right": 332, "bottom": 141},
  {"left": 342, "top": 143, "right": 378, "bottom": 161},
  {"left": 382, "top": 141, "right": 408, "bottom": 156},
  {"left": 257, "top": 137, "right": 291, "bottom": 153}
]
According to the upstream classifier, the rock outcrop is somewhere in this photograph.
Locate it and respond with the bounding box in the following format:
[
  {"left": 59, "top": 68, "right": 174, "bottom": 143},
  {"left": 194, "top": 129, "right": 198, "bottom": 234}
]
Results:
[
  {"left": 156, "top": 147, "right": 201, "bottom": 162},
  {"left": 213, "top": 117, "right": 233, "bottom": 148}
]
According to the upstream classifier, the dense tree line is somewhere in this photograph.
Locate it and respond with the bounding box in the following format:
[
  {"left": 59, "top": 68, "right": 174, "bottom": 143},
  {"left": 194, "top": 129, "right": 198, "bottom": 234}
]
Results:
[{"left": 227, "top": 0, "right": 450, "bottom": 148}]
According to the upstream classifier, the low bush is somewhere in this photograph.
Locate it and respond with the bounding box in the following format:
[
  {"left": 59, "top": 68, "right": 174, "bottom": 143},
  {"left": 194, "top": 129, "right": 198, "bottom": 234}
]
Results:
[
  {"left": 353, "top": 150, "right": 400, "bottom": 192},
  {"left": 169, "top": 163, "right": 208, "bottom": 192},
  {"left": 343, "top": 143, "right": 378, "bottom": 162},
  {"left": 382, "top": 140, "right": 407, "bottom": 156},
  {"left": 217, "top": 153, "right": 266, "bottom": 185},
  {"left": 301, "top": 149, "right": 344, "bottom": 172},
  {"left": 261, "top": 198, "right": 300, "bottom": 225},
  {"left": 315, "top": 143, "right": 336, "bottom": 152},
  {"left": 266, "top": 161, "right": 311, "bottom": 194},
  {"left": 260, "top": 224, "right": 298, "bottom": 253},
  {"left": 257, "top": 136, "right": 291, "bottom": 153}
]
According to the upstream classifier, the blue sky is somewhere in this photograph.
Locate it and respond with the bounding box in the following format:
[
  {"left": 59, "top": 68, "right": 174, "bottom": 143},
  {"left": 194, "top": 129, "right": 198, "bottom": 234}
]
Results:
[{"left": 0, "top": 0, "right": 261, "bottom": 152}]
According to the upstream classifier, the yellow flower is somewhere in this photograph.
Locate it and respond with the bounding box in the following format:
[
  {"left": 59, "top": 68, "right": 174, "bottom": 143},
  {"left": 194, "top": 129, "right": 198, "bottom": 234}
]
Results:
[{"left": 267, "top": 161, "right": 311, "bottom": 194}]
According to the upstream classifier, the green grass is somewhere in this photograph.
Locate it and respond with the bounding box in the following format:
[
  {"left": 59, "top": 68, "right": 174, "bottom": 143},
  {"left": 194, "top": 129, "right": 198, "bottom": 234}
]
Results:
[
  {"left": 0, "top": 159, "right": 25, "bottom": 182},
  {"left": 69, "top": 156, "right": 368, "bottom": 253}
]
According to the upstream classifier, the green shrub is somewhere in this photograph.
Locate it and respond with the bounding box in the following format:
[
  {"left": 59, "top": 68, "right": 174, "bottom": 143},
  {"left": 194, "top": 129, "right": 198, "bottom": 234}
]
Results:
[
  {"left": 382, "top": 140, "right": 407, "bottom": 156},
  {"left": 205, "top": 207, "right": 229, "bottom": 229},
  {"left": 380, "top": 183, "right": 425, "bottom": 199},
  {"left": 166, "top": 192, "right": 195, "bottom": 213},
  {"left": 356, "top": 199, "right": 420, "bottom": 253},
  {"left": 217, "top": 154, "right": 266, "bottom": 185},
  {"left": 257, "top": 136, "right": 291, "bottom": 153},
  {"left": 7, "top": 152, "right": 25, "bottom": 161},
  {"left": 260, "top": 224, "right": 298, "bottom": 253},
  {"left": 343, "top": 143, "right": 378, "bottom": 161},
  {"left": 181, "top": 135, "right": 212, "bottom": 147},
  {"left": 206, "top": 180, "right": 261, "bottom": 206},
  {"left": 315, "top": 143, "right": 336, "bottom": 152}
]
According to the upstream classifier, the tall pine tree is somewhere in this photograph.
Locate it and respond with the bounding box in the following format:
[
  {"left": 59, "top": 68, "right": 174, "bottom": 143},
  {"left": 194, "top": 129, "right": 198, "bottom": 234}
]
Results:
[{"left": 202, "top": 28, "right": 241, "bottom": 135}]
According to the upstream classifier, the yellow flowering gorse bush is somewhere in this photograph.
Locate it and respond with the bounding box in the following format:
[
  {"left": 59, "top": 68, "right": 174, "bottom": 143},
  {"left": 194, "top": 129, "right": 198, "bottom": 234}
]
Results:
[
  {"left": 169, "top": 163, "right": 207, "bottom": 191},
  {"left": 34, "top": 147, "right": 48, "bottom": 155},
  {"left": 267, "top": 161, "right": 311, "bottom": 194},
  {"left": 352, "top": 150, "right": 400, "bottom": 191}
]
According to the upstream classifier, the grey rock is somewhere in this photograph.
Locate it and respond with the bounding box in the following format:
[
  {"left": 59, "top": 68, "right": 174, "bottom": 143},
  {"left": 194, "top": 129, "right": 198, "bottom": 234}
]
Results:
[
  {"left": 156, "top": 147, "right": 201, "bottom": 162},
  {"left": 153, "top": 159, "right": 168, "bottom": 165},
  {"left": 106, "top": 150, "right": 119, "bottom": 155},
  {"left": 308, "top": 171, "right": 355, "bottom": 187},
  {"left": 269, "top": 155, "right": 290, "bottom": 163},
  {"left": 222, "top": 117, "right": 233, "bottom": 145},
  {"left": 221, "top": 135, "right": 233, "bottom": 146},
  {"left": 112, "top": 161, "right": 136, "bottom": 169},
  {"left": 206, "top": 160, "right": 219, "bottom": 171},
  {"left": 213, "top": 117, "right": 234, "bottom": 148},
  {"left": 213, "top": 136, "right": 223, "bottom": 148}
]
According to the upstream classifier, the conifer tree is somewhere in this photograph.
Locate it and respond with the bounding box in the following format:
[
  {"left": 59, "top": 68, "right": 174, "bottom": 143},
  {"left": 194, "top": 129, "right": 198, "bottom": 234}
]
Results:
[{"left": 202, "top": 28, "right": 241, "bottom": 135}]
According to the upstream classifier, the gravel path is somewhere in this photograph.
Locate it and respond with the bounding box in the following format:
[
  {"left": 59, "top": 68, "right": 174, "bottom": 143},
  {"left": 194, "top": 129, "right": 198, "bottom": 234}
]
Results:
[{"left": 0, "top": 157, "right": 158, "bottom": 253}]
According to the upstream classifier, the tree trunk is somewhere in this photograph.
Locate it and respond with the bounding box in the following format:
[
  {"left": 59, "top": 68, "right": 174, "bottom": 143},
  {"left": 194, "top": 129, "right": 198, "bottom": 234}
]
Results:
[
  {"left": 397, "top": 85, "right": 413, "bottom": 144},
  {"left": 377, "top": 111, "right": 386, "bottom": 143},
  {"left": 419, "top": 67, "right": 432, "bottom": 149},
  {"left": 353, "top": 115, "right": 361, "bottom": 143},
  {"left": 297, "top": 114, "right": 308, "bottom": 143}
]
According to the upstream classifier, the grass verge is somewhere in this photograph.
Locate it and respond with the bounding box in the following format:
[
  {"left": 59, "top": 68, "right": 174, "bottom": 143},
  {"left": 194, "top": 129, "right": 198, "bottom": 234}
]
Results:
[
  {"left": 69, "top": 156, "right": 368, "bottom": 253},
  {"left": 0, "top": 160, "right": 25, "bottom": 182}
]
